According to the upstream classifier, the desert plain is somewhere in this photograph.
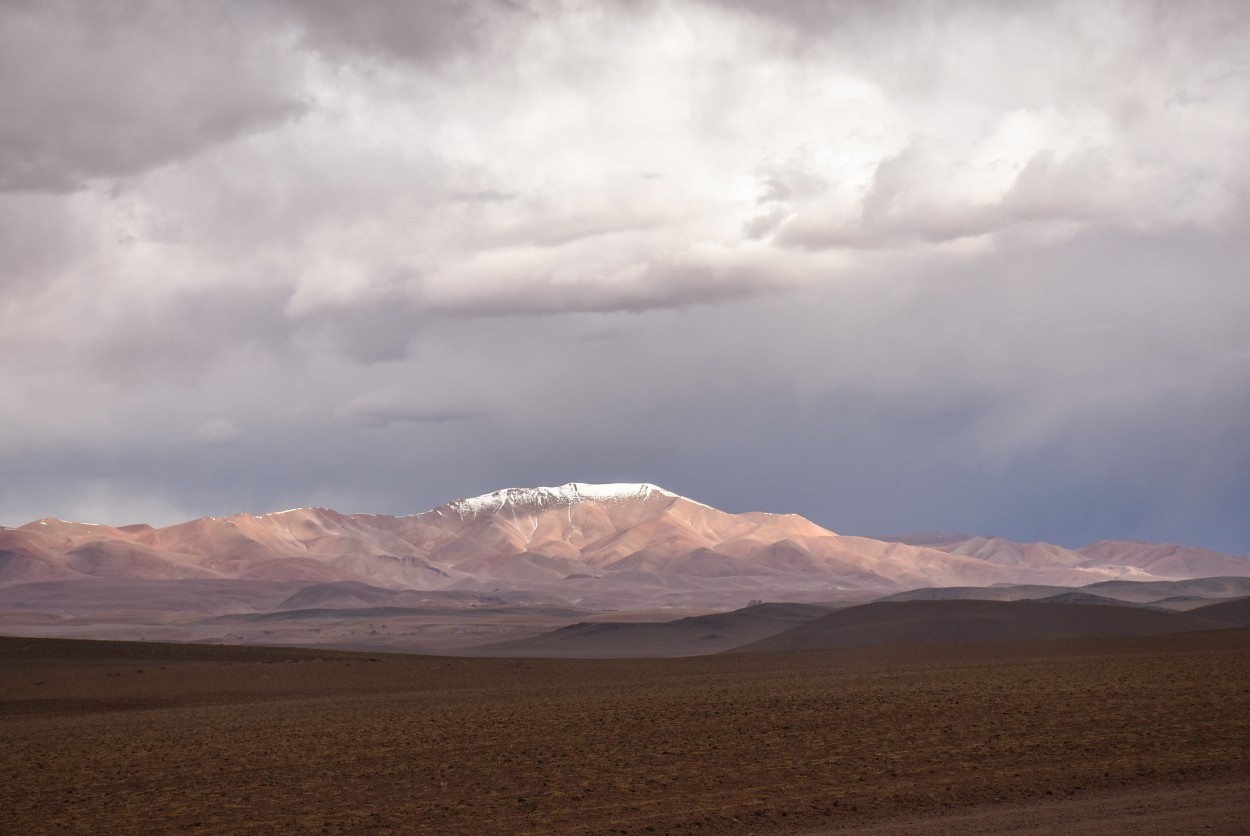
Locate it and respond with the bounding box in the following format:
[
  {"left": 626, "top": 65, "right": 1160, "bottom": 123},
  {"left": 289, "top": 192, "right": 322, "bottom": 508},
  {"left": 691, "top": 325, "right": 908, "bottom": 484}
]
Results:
[{"left": 3, "top": 628, "right": 1248, "bottom": 835}]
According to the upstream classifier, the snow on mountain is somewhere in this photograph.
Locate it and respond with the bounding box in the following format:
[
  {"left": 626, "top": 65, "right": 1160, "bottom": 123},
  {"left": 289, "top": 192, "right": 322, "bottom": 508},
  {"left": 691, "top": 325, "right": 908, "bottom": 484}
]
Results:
[{"left": 440, "top": 482, "right": 676, "bottom": 519}]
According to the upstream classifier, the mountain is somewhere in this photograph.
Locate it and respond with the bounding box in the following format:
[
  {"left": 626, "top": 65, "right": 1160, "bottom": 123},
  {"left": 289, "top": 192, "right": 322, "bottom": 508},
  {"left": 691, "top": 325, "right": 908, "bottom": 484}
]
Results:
[{"left": 2, "top": 483, "right": 1248, "bottom": 614}]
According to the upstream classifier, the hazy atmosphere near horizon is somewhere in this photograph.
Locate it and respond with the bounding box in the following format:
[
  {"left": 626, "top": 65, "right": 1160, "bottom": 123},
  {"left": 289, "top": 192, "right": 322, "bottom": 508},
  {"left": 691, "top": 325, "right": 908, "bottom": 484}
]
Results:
[{"left": 2, "top": 0, "right": 1248, "bottom": 554}]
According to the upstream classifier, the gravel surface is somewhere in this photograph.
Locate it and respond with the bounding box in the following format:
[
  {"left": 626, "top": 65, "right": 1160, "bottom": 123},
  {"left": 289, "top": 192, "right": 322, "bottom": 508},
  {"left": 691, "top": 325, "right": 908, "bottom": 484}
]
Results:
[{"left": 2, "top": 631, "right": 1248, "bottom": 834}]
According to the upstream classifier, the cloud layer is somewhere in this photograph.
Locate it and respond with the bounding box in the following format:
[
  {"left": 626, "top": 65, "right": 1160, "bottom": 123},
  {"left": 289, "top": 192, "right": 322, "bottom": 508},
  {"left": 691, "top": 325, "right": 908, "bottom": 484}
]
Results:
[{"left": 1, "top": 0, "right": 1248, "bottom": 553}]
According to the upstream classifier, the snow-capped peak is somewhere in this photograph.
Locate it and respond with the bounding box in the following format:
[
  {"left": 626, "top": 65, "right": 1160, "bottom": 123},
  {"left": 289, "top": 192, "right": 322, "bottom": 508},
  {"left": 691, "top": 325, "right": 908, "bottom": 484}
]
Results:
[{"left": 440, "top": 482, "right": 676, "bottom": 518}]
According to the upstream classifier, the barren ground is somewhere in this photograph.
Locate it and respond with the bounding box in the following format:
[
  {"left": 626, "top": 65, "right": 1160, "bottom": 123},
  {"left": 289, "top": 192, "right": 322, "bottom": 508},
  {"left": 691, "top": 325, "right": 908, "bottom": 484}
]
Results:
[{"left": 2, "top": 630, "right": 1248, "bottom": 834}]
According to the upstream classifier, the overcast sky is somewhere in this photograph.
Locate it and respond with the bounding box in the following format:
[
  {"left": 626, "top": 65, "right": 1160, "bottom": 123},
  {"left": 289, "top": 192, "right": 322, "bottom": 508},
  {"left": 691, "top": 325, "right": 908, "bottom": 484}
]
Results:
[{"left": 2, "top": 0, "right": 1248, "bottom": 553}]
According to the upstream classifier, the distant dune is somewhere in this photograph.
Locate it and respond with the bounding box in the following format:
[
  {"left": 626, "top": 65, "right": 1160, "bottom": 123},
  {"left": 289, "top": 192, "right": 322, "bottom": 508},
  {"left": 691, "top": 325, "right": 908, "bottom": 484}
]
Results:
[
  {"left": 477, "top": 602, "right": 833, "bottom": 657},
  {"left": 879, "top": 576, "right": 1250, "bottom": 606},
  {"left": 473, "top": 595, "right": 1244, "bottom": 659},
  {"left": 734, "top": 599, "right": 1231, "bottom": 654},
  {"left": 1188, "top": 596, "right": 1250, "bottom": 626},
  {"left": 1082, "top": 576, "right": 1250, "bottom": 602},
  {"left": 1029, "top": 591, "right": 1150, "bottom": 607},
  {"left": 877, "top": 584, "right": 1072, "bottom": 602}
]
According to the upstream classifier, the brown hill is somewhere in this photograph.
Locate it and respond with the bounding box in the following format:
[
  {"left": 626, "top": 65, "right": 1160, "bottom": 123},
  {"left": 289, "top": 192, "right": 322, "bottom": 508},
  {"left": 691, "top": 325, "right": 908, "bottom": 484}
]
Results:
[
  {"left": 476, "top": 602, "right": 834, "bottom": 658},
  {"left": 1030, "top": 591, "right": 1147, "bottom": 607},
  {"left": 734, "top": 599, "right": 1230, "bottom": 654},
  {"left": 1188, "top": 596, "right": 1250, "bottom": 626},
  {"left": 1082, "top": 576, "right": 1250, "bottom": 602},
  {"left": 877, "top": 584, "right": 1073, "bottom": 603},
  {"left": 876, "top": 576, "right": 1250, "bottom": 608}
]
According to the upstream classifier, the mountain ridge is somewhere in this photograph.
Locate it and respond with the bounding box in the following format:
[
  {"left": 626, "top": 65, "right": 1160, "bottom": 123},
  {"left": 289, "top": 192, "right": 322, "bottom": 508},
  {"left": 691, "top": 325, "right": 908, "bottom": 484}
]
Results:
[{"left": 3, "top": 483, "right": 1248, "bottom": 610}]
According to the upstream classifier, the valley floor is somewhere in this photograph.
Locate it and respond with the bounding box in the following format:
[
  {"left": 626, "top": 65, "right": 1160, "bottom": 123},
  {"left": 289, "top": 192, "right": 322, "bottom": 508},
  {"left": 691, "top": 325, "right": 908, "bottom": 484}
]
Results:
[{"left": 2, "top": 630, "right": 1248, "bottom": 834}]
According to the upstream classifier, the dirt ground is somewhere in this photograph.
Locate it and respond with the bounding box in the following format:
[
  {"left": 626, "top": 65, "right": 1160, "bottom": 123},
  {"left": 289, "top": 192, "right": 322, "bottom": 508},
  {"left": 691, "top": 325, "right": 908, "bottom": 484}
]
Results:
[{"left": 2, "top": 630, "right": 1248, "bottom": 834}]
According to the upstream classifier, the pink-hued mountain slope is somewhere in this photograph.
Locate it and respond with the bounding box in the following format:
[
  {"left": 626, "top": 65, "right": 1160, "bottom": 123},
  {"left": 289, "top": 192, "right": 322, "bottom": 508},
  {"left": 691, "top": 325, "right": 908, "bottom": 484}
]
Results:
[{"left": 2, "top": 483, "right": 1247, "bottom": 610}]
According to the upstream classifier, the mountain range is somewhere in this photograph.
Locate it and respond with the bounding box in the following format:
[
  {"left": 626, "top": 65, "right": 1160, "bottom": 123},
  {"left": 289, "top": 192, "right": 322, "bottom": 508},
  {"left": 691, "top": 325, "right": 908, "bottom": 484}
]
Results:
[{"left": 3, "top": 482, "right": 1247, "bottom": 612}]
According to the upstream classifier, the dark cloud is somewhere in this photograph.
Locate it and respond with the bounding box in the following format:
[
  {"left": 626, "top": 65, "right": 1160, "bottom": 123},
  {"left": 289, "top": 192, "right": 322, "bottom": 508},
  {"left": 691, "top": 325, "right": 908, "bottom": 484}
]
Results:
[
  {"left": 0, "top": 192, "right": 91, "bottom": 287},
  {"left": 336, "top": 391, "right": 487, "bottom": 428},
  {"left": 417, "top": 258, "right": 787, "bottom": 317},
  {"left": 700, "top": 0, "right": 902, "bottom": 34},
  {"left": 93, "top": 284, "right": 298, "bottom": 380},
  {"left": 284, "top": 0, "right": 531, "bottom": 66},
  {"left": 307, "top": 307, "right": 421, "bottom": 365},
  {"left": 0, "top": 0, "right": 303, "bottom": 192}
]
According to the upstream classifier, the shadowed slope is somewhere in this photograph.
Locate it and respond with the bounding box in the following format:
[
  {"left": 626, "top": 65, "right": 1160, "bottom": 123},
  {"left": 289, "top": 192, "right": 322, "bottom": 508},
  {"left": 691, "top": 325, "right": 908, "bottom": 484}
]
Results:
[
  {"left": 477, "top": 602, "right": 834, "bottom": 658},
  {"left": 1082, "top": 576, "right": 1250, "bottom": 602},
  {"left": 879, "top": 576, "right": 1250, "bottom": 606},
  {"left": 1030, "top": 591, "right": 1145, "bottom": 607},
  {"left": 734, "top": 599, "right": 1232, "bottom": 653},
  {"left": 877, "top": 584, "right": 1073, "bottom": 603},
  {"left": 1188, "top": 596, "right": 1250, "bottom": 626}
]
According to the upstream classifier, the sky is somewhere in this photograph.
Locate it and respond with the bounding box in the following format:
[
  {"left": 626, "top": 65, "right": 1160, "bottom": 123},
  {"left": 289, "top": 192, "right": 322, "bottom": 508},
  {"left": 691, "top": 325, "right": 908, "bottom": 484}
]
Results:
[{"left": 1, "top": 0, "right": 1248, "bottom": 553}]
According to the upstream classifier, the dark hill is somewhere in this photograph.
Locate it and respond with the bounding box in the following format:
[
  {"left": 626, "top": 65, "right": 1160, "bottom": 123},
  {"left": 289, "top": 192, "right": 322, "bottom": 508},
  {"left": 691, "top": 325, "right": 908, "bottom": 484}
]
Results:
[
  {"left": 475, "top": 602, "right": 832, "bottom": 658},
  {"left": 1080, "top": 576, "right": 1250, "bottom": 603},
  {"left": 1187, "top": 596, "right": 1250, "bottom": 626},
  {"left": 732, "top": 599, "right": 1229, "bottom": 654},
  {"left": 876, "top": 584, "right": 1070, "bottom": 603},
  {"left": 1030, "top": 591, "right": 1145, "bottom": 607}
]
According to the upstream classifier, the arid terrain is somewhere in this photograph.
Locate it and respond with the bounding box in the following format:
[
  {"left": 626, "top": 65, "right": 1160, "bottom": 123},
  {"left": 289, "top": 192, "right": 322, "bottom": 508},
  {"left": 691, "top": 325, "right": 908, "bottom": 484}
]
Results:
[
  {"left": 4, "top": 483, "right": 1249, "bottom": 657},
  {"left": 3, "top": 629, "right": 1248, "bottom": 834}
]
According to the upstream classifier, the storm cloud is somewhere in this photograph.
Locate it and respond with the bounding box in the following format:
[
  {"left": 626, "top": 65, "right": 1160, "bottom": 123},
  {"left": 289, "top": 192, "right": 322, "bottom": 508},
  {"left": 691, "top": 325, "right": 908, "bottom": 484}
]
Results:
[{"left": 1, "top": 0, "right": 1248, "bottom": 554}]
